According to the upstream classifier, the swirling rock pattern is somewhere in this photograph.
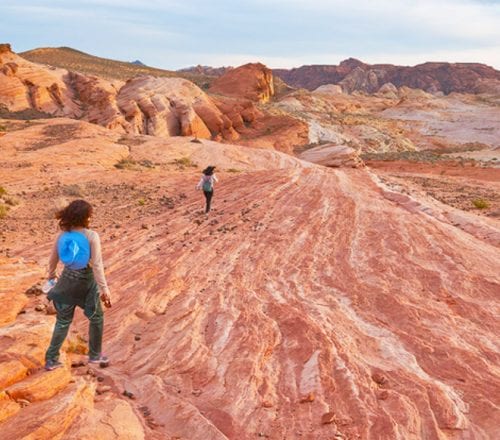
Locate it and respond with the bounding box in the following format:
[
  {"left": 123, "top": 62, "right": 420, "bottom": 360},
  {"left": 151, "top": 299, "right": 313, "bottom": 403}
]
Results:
[{"left": 0, "top": 119, "right": 499, "bottom": 439}]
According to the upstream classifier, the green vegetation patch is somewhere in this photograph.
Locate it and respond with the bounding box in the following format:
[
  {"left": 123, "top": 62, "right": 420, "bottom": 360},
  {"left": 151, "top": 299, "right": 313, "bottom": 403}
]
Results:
[
  {"left": 0, "top": 204, "right": 9, "bottom": 219},
  {"left": 171, "top": 157, "right": 198, "bottom": 169},
  {"left": 472, "top": 198, "right": 490, "bottom": 209},
  {"left": 114, "top": 156, "right": 138, "bottom": 170}
]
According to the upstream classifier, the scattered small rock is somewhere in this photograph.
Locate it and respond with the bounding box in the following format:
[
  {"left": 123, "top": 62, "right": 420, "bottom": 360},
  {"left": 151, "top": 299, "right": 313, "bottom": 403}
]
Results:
[
  {"left": 17, "top": 399, "right": 31, "bottom": 407},
  {"left": 371, "top": 372, "right": 388, "bottom": 385},
  {"left": 321, "top": 412, "right": 335, "bottom": 425},
  {"left": 71, "top": 360, "right": 86, "bottom": 368},
  {"left": 25, "top": 285, "right": 43, "bottom": 296},
  {"left": 300, "top": 393, "right": 315, "bottom": 403},
  {"left": 377, "top": 390, "right": 389, "bottom": 400},
  {"left": 96, "top": 385, "right": 111, "bottom": 395},
  {"left": 97, "top": 376, "right": 105, "bottom": 382},
  {"left": 139, "top": 405, "right": 151, "bottom": 416},
  {"left": 134, "top": 335, "right": 141, "bottom": 341},
  {"left": 123, "top": 390, "right": 135, "bottom": 399},
  {"left": 35, "top": 304, "right": 46, "bottom": 312},
  {"left": 141, "top": 224, "right": 149, "bottom": 230},
  {"left": 261, "top": 400, "right": 273, "bottom": 408},
  {"left": 192, "top": 389, "right": 202, "bottom": 397}
]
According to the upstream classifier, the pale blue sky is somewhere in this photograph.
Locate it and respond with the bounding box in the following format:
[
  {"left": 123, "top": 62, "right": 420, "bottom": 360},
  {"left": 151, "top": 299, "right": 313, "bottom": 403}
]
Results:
[{"left": 1, "top": 0, "right": 500, "bottom": 69}]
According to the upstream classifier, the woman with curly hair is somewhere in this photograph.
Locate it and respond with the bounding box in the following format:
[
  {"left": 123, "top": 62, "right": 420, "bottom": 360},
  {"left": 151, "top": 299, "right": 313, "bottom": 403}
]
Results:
[{"left": 44, "top": 199, "right": 112, "bottom": 371}]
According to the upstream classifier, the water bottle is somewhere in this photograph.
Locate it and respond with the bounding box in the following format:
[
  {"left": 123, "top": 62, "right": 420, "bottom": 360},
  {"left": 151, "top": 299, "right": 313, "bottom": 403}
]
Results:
[{"left": 42, "top": 279, "right": 56, "bottom": 294}]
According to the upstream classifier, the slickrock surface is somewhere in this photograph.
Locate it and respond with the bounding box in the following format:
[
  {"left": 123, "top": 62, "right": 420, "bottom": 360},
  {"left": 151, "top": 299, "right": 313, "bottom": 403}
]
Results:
[
  {"left": 0, "top": 47, "right": 237, "bottom": 141},
  {"left": 1, "top": 118, "right": 499, "bottom": 439},
  {"left": 299, "top": 144, "right": 364, "bottom": 168},
  {"left": 275, "top": 87, "right": 500, "bottom": 154},
  {"left": 209, "top": 63, "right": 275, "bottom": 103}
]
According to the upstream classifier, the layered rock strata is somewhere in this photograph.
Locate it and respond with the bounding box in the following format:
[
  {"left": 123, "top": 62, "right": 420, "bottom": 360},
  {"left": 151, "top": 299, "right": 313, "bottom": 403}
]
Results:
[{"left": 0, "top": 119, "right": 499, "bottom": 439}]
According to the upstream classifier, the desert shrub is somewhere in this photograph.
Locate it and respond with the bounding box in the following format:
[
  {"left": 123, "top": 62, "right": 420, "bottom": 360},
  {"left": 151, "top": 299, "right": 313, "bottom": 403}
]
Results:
[
  {"left": 0, "top": 204, "right": 8, "bottom": 219},
  {"left": 472, "top": 198, "right": 490, "bottom": 209},
  {"left": 0, "top": 186, "right": 6, "bottom": 196},
  {"left": 114, "top": 156, "right": 137, "bottom": 170},
  {"left": 226, "top": 168, "right": 241, "bottom": 173},
  {"left": 62, "top": 184, "right": 84, "bottom": 197},
  {"left": 172, "top": 157, "right": 197, "bottom": 168},
  {"left": 138, "top": 159, "right": 155, "bottom": 168},
  {"left": 138, "top": 198, "right": 146, "bottom": 206},
  {"left": 4, "top": 196, "right": 19, "bottom": 206},
  {"left": 0, "top": 124, "right": 6, "bottom": 132}
]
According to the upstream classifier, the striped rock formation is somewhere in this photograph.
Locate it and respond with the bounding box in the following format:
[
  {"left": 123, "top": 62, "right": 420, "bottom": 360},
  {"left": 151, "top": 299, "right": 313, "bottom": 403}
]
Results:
[{"left": 0, "top": 118, "right": 499, "bottom": 439}]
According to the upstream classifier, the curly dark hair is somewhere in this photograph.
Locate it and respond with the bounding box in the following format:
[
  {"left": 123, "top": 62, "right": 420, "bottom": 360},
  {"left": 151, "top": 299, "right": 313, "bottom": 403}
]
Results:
[{"left": 56, "top": 199, "right": 93, "bottom": 231}]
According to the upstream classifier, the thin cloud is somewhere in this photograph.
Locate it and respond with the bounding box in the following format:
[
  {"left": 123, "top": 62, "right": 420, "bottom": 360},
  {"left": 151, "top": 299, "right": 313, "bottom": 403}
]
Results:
[{"left": 1, "top": 0, "right": 499, "bottom": 69}]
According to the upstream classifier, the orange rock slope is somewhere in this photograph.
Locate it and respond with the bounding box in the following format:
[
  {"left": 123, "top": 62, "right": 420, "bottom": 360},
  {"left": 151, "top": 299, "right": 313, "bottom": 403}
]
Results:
[
  {"left": 0, "top": 44, "right": 311, "bottom": 153},
  {"left": 0, "top": 118, "right": 499, "bottom": 439}
]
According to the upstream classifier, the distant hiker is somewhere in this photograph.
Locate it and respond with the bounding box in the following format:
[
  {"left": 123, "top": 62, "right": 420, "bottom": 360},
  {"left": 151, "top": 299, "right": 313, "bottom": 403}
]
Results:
[
  {"left": 196, "top": 166, "right": 218, "bottom": 213},
  {"left": 44, "top": 199, "right": 112, "bottom": 371}
]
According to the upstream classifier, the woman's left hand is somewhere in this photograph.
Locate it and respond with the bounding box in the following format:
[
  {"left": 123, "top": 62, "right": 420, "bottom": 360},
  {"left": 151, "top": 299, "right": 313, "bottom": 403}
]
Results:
[{"left": 101, "top": 292, "right": 112, "bottom": 308}]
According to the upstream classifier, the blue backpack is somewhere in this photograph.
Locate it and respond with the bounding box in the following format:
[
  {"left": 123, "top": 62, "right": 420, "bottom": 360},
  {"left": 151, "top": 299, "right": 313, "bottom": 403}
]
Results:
[{"left": 57, "top": 231, "right": 91, "bottom": 269}]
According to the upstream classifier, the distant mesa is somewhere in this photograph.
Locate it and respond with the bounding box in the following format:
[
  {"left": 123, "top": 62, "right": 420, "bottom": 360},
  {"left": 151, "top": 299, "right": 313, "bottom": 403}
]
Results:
[
  {"left": 180, "top": 57, "right": 500, "bottom": 96},
  {"left": 274, "top": 59, "right": 500, "bottom": 94},
  {"left": 130, "top": 60, "right": 146, "bottom": 66},
  {"left": 178, "top": 65, "right": 232, "bottom": 77}
]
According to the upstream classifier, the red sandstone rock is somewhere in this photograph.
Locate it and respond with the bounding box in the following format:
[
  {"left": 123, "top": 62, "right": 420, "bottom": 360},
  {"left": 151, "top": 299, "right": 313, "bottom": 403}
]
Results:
[
  {"left": 0, "top": 113, "right": 499, "bottom": 439},
  {"left": 321, "top": 412, "right": 336, "bottom": 424},
  {"left": 274, "top": 58, "right": 500, "bottom": 94},
  {"left": 210, "top": 63, "right": 275, "bottom": 103}
]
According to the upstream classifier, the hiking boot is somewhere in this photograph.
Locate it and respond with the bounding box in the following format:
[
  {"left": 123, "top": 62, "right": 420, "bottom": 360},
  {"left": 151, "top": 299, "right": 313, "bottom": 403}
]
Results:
[
  {"left": 45, "top": 359, "right": 63, "bottom": 371},
  {"left": 88, "top": 354, "right": 109, "bottom": 365}
]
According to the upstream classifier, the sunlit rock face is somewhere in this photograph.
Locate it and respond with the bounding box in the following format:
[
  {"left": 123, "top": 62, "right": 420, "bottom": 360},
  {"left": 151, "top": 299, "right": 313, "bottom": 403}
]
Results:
[{"left": 209, "top": 63, "right": 275, "bottom": 103}]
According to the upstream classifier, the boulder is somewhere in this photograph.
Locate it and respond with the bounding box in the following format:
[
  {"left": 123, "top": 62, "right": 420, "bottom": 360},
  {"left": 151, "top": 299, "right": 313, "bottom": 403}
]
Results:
[
  {"left": 210, "top": 63, "right": 275, "bottom": 103},
  {"left": 299, "top": 143, "right": 364, "bottom": 168}
]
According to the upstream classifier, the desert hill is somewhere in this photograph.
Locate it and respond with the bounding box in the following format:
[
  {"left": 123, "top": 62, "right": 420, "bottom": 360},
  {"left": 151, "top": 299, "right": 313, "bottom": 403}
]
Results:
[
  {"left": 0, "top": 45, "right": 309, "bottom": 153},
  {"left": 19, "top": 46, "right": 210, "bottom": 87}
]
